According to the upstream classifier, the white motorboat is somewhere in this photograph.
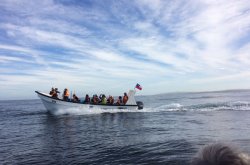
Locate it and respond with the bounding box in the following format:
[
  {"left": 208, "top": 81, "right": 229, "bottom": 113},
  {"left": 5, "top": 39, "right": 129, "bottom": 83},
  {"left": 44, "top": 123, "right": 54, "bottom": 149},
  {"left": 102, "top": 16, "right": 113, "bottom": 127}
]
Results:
[{"left": 35, "top": 90, "right": 143, "bottom": 114}]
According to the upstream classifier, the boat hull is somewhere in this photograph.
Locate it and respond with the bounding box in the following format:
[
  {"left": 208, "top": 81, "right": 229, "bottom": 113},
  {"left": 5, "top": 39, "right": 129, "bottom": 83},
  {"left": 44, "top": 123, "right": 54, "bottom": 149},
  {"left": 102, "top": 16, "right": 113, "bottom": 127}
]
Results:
[{"left": 35, "top": 91, "right": 139, "bottom": 114}]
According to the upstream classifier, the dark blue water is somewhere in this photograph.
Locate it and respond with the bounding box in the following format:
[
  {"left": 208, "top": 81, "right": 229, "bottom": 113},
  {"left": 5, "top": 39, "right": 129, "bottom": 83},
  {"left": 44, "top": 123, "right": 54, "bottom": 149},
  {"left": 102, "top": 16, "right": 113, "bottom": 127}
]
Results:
[{"left": 1, "top": 90, "right": 250, "bottom": 164}]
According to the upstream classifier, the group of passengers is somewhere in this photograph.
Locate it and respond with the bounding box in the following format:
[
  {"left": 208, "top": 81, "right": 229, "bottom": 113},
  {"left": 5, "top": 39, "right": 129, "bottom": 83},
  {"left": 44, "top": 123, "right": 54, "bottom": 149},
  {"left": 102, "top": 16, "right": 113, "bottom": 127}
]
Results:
[
  {"left": 49, "top": 87, "right": 129, "bottom": 105},
  {"left": 49, "top": 87, "right": 60, "bottom": 98}
]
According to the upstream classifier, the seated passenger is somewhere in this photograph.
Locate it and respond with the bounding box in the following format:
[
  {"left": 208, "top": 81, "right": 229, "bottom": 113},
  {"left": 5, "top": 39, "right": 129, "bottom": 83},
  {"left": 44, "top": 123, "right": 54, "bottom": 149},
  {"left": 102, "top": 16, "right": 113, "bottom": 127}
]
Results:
[
  {"left": 115, "top": 96, "right": 123, "bottom": 105},
  {"left": 84, "top": 94, "right": 90, "bottom": 103},
  {"left": 51, "top": 88, "right": 60, "bottom": 98},
  {"left": 49, "top": 87, "right": 55, "bottom": 95},
  {"left": 99, "top": 94, "right": 103, "bottom": 103},
  {"left": 72, "top": 94, "right": 79, "bottom": 102},
  {"left": 123, "top": 92, "right": 128, "bottom": 105},
  {"left": 101, "top": 95, "right": 107, "bottom": 104},
  {"left": 107, "top": 96, "right": 114, "bottom": 105},
  {"left": 110, "top": 96, "right": 114, "bottom": 105},
  {"left": 96, "top": 95, "right": 100, "bottom": 103},
  {"left": 91, "top": 95, "right": 95, "bottom": 103},
  {"left": 55, "top": 88, "right": 60, "bottom": 94},
  {"left": 119, "top": 96, "right": 123, "bottom": 104},
  {"left": 63, "top": 88, "right": 70, "bottom": 101},
  {"left": 92, "top": 95, "right": 98, "bottom": 104},
  {"left": 52, "top": 91, "right": 58, "bottom": 98}
]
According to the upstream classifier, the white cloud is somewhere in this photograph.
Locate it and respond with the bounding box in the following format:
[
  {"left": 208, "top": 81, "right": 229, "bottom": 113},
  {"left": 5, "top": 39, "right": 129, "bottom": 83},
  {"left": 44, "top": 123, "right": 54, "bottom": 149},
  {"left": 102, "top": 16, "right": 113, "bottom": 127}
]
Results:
[
  {"left": 0, "top": 0, "right": 250, "bottom": 99},
  {"left": 0, "top": 55, "right": 23, "bottom": 63},
  {"left": 237, "top": 43, "right": 250, "bottom": 65}
]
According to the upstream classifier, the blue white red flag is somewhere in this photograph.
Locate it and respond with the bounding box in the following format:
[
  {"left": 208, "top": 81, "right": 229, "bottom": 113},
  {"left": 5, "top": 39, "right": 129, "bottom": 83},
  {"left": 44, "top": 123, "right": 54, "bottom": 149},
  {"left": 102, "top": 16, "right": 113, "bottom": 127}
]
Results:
[{"left": 135, "top": 83, "right": 142, "bottom": 90}]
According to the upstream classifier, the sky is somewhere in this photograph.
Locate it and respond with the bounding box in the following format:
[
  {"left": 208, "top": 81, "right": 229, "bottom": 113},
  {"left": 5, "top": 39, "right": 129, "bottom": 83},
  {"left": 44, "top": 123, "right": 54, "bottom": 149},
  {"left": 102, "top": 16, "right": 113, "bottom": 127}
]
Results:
[{"left": 0, "top": 0, "right": 250, "bottom": 100}]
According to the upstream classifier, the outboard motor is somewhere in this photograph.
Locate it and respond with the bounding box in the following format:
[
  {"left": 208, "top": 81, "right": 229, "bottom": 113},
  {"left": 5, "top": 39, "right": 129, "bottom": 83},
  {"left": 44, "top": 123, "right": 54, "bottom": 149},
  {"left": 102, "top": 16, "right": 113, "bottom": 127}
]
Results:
[{"left": 136, "top": 101, "right": 144, "bottom": 110}]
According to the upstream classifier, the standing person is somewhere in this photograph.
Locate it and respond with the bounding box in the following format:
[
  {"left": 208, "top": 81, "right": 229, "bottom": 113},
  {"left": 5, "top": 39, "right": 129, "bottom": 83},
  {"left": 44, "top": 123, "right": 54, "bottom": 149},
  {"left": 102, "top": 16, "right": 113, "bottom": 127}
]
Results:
[
  {"left": 123, "top": 92, "right": 128, "bottom": 105},
  {"left": 63, "top": 88, "right": 70, "bottom": 101}
]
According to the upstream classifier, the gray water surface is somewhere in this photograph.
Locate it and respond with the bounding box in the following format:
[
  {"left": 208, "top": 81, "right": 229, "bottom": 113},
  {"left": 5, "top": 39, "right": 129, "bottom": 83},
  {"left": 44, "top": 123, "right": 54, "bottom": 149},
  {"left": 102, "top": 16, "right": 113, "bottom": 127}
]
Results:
[{"left": 1, "top": 90, "right": 250, "bottom": 164}]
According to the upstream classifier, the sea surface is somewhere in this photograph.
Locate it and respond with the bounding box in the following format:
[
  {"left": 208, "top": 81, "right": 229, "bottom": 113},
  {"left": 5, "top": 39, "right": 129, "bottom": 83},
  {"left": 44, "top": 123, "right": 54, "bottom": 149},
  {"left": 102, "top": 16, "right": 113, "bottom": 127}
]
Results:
[{"left": 1, "top": 90, "right": 250, "bottom": 164}]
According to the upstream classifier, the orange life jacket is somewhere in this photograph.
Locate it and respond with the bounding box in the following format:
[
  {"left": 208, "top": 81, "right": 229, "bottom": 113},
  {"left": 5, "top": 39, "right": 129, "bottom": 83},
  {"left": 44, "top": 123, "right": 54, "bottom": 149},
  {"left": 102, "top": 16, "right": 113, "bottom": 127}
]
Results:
[
  {"left": 123, "top": 96, "right": 128, "bottom": 104},
  {"left": 64, "top": 90, "right": 70, "bottom": 97}
]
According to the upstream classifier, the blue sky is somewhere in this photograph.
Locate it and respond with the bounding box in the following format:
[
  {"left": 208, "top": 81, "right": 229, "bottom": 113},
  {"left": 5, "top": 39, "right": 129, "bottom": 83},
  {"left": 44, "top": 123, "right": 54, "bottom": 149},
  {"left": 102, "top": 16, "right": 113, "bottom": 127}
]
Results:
[{"left": 0, "top": 0, "right": 250, "bottom": 100}]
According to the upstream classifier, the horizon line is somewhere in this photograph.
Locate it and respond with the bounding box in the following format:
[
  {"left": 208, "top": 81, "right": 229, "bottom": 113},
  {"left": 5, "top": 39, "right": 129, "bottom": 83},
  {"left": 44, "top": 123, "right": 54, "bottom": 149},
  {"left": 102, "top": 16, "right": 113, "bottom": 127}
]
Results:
[{"left": 1, "top": 88, "right": 250, "bottom": 101}]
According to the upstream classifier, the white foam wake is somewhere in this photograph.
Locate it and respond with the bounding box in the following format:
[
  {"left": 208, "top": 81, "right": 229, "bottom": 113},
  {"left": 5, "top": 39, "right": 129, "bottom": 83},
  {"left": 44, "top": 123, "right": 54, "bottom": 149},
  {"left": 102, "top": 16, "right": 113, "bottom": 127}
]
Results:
[
  {"left": 51, "top": 101, "right": 250, "bottom": 115},
  {"left": 53, "top": 107, "right": 144, "bottom": 116}
]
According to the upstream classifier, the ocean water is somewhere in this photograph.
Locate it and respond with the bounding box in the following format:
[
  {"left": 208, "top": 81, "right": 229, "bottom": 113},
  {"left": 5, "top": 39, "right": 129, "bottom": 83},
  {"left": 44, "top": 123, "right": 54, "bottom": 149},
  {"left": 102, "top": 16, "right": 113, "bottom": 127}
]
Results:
[{"left": 1, "top": 90, "right": 250, "bottom": 164}]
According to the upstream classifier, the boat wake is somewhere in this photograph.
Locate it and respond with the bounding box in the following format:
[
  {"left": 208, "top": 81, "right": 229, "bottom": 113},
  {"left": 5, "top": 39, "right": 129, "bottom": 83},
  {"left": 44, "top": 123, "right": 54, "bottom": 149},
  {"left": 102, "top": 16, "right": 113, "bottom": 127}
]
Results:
[
  {"left": 152, "top": 101, "right": 250, "bottom": 112},
  {"left": 50, "top": 101, "right": 250, "bottom": 115},
  {"left": 53, "top": 107, "right": 143, "bottom": 115}
]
